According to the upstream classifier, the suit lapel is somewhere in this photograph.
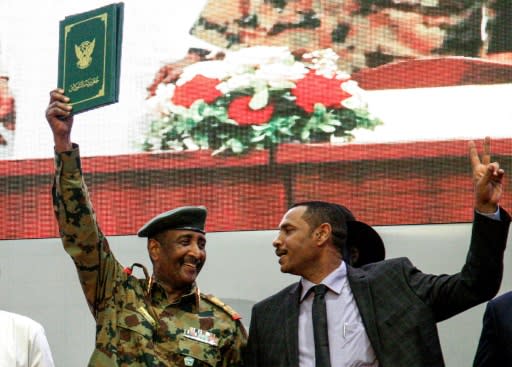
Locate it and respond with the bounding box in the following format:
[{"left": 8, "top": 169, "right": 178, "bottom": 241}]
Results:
[
  {"left": 348, "top": 266, "right": 382, "bottom": 357},
  {"left": 284, "top": 282, "right": 301, "bottom": 366}
]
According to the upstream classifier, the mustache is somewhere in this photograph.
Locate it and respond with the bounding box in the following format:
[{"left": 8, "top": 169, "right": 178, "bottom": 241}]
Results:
[{"left": 182, "top": 256, "right": 204, "bottom": 269}]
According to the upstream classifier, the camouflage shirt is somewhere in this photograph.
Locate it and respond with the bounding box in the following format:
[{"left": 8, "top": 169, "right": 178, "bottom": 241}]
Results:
[
  {"left": 52, "top": 145, "right": 247, "bottom": 367},
  {"left": 190, "top": 0, "right": 491, "bottom": 72}
]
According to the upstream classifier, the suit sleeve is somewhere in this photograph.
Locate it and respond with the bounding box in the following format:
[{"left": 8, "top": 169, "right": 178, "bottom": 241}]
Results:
[
  {"left": 52, "top": 145, "right": 124, "bottom": 317},
  {"left": 472, "top": 300, "right": 505, "bottom": 367},
  {"left": 244, "top": 307, "right": 260, "bottom": 367},
  {"left": 406, "top": 210, "right": 510, "bottom": 322}
]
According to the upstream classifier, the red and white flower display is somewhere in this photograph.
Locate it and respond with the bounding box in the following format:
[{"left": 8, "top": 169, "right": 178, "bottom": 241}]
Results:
[{"left": 145, "top": 46, "right": 381, "bottom": 155}]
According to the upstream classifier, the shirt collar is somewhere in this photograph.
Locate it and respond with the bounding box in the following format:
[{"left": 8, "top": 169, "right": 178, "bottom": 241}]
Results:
[{"left": 299, "top": 261, "right": 347, "bottom": 302}]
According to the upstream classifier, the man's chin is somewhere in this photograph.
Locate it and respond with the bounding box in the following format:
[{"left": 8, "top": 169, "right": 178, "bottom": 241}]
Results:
[
  {"left": 182, "top": 268, "right": 200, "bottom": 282},
  {"left": 279, "top": 264, "right": 292, "bottom": 274}
]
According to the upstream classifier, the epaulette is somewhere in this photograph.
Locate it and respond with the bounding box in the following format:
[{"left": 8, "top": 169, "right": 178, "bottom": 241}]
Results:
[{"left": 201, "top": 293, "right": 242, "bottom": 321}]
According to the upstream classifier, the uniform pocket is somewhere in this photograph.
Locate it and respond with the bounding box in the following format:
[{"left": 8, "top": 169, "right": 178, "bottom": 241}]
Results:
[
  {"left": 178, "top": 335, "right": 221, "bottom": 367},
  {"left": 117, "top": 308, "right": 155, "bottom": 340}
]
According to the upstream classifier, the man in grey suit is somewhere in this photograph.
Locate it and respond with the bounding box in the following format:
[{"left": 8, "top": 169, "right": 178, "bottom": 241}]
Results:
[{"left": 244, "top": 137, "right": 510, "bottom": 367}]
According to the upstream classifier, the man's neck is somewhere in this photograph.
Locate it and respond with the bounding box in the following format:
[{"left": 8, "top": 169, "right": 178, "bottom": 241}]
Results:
[{"left": 303, "top": 257, "right": 343, "bottom": 284}]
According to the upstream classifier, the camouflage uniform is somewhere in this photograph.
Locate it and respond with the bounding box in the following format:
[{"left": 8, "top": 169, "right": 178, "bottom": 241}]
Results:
[
  {"left": 189, "top": 0, "right": 491, "bottom": 73},
  {"left": 52, "top": 145, "right": 247, "bottom": 367}
]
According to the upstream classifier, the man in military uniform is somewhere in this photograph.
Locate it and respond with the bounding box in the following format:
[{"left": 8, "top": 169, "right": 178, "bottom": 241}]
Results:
[
  {"left": 189, "top": 0, "right": 496, "bottom": 73},
  {"left": 45, "top": 88, "right": 247, "bottom": 367}
]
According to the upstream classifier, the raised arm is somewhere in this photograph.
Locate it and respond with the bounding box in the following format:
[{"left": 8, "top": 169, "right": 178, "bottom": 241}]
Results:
[
  {"left": 45, "top": 88, "right": 73, "bottom": 152},
  {"left": 45, "top": 89, "right": 121, "bottom": 316},
  {"left": 408, "top": 137, "right": 510, "bottom": 321}
]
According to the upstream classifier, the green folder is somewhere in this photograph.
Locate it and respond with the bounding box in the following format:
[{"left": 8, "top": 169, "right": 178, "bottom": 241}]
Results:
[{"left": 58, "top": 3, "right": 124, "bottom": 114}]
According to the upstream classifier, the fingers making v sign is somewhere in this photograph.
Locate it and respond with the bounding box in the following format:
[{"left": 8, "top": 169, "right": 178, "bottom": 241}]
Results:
[{"left": 469, "top": 137, "right": 505, "bottom": 213}]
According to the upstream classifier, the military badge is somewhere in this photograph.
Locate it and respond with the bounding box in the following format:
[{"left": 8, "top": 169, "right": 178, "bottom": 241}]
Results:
[
  {"left": 184, "top": 356, "right": 195, "bottom": 366},
  {"left": 184, "top": 327, "right": 219, "bottom": 346}
]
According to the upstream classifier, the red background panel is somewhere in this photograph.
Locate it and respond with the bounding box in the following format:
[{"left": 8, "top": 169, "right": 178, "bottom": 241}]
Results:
[{"left": 1, "top": 138, "right": 510, "bottom": 240}]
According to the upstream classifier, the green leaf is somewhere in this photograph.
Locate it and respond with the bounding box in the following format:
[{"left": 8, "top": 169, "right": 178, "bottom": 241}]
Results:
[
  {"left": 228, "top": 138, "right": 245, "bottom": 153},
  {"left": 250, "top": 134, "right": 267, "bottom": 143},
  {"left": 301, "top": 130, "right": 310, "bottom": 140},
  {"left": 251, "top": 124, "right": 268, "bottom": 131},
  {"left": 313, "top": 103, "right": 327, "bottom": 116},
  {"left": 278, "top": 127, "right": 293, "bottom": 135},
  {"left": 319, "top": 124, "right": 336, "bottom": 133}
]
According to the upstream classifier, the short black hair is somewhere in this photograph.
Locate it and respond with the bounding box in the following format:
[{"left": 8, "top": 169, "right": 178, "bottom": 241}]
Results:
[{"left": 290, "top": 201, "right": 351, "bottom": 258}]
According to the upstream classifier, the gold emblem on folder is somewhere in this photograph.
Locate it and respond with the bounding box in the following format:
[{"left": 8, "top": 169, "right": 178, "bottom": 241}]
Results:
[{"left": 75, "top": 39, "right": 95, "bottom": 69}]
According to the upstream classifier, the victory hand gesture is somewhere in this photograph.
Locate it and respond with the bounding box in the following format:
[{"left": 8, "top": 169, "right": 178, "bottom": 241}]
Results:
[{"left": 469, "top": 137, "right": 505, "bottom": 213}]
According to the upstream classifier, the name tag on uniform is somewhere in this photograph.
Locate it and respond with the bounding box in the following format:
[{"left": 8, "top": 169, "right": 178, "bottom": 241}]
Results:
[{"left": 184, "top": 327, "right": 219, "bottom": 346}]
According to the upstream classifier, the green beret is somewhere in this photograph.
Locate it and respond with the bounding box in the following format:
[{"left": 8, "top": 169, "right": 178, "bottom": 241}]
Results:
[{"left": 137, "top": 206, "right": 207, "bottom": 238}]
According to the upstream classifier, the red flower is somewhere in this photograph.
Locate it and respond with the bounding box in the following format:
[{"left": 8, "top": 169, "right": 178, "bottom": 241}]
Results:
[
  {"left": 292, "top": 70, "right": 352, "bottom": 113},
  {"left": 227, "top": 96, "right": 275, "bottom": 126},
  {"left": 172, "top": 75, "right": 222, "bottom": 108}
]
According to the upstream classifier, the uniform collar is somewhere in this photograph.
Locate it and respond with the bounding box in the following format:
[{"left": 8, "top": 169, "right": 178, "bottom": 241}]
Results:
[{"left": 150, "top": 279, "right": 201, "bottom": 309}]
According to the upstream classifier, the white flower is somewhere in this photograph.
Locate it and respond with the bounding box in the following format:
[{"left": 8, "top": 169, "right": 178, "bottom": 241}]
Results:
[
  {"left": 217, "top": 73, "right": 257, "bottom": 94},
  {"left": 146, "top": 83, "right": 175, "bottom": 116},
  {"left": 335, "top": 71, "right": 351, "bottom": 80},
  {"left": 303, "top": 48, "right": 339, "bottom": 61},
  {"left": 303, "top": 48, "right": 342, "bottom": 78},
  {"left": 342, "top": 80, "right": 364, "bottom": 96},
  {"left": 216, "top": 61, "right": 307, "bottom": 94},
  {"left": 341, "top": 80, "right": 367, "bottom": 109},
  {"left": 175, "top": 47, "right": 309, "bottom": 95},
  {"left": 223, "top": 46, "right": 294, "bottom": 67},
  {"left": 177, "top": 60, "right": 232, "bottom": 85},
  {"left": 341, "top": 95, "right": 366, "bottom": 109},
  {"left": 255, "top": 62, "right": 308, "bottom": 87}
]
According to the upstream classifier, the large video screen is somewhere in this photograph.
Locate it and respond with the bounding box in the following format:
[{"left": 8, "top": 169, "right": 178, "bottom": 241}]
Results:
[{"left": 0, "top": 0, "right": 511, "bottom": 239}]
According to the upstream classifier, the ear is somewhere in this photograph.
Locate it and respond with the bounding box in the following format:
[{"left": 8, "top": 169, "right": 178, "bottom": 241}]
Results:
[
  {"left": 314, "top": 223, "right": 332, "bottom": 245},
  {"left": 148, "top": 238, "right": 161, "bottom": 262}
]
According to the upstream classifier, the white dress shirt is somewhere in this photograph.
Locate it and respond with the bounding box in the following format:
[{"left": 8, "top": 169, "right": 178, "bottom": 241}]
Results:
[
  {"left": 0, "top": 311, "right": 55, "bottom": 367},
  {"left": 299, "top": 262, "right": 378, "bottom": 367}
]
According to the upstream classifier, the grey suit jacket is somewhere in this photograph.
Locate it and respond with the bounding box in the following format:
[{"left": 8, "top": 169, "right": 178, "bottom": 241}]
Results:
[{"left": 245, "top": 211, "right": 510, "bottom": 367}]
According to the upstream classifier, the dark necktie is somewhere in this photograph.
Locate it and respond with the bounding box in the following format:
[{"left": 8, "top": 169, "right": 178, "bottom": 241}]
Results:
[{"left": 312, "top": 284, "right": 331, "bottom": 367}]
